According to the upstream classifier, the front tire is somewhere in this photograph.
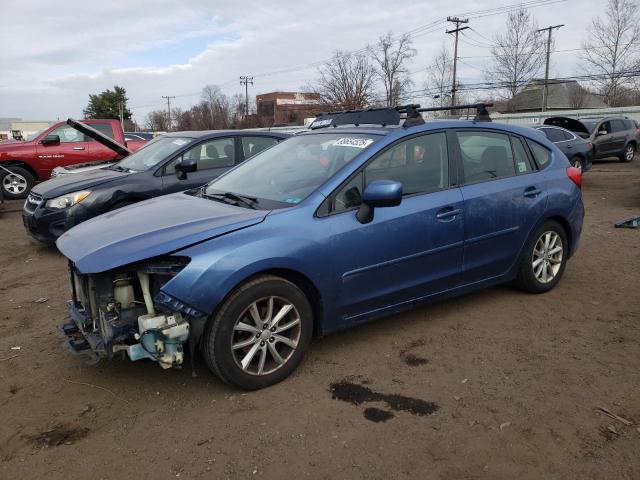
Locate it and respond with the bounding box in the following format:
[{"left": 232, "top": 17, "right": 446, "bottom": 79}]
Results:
[
  {"left": 0, "top": 166, "right": 35, "bottom": 199},
  {"left": 620, "top": 144, "right": 635, "bottom": 162},
  {"left": 514, "top": 220, "right": 568, "bottom": 294},
  {"left": 202, "top": 275, "right": 313, "bottom": 390}
]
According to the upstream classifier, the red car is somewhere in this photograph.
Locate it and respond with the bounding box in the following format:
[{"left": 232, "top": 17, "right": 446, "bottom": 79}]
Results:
[{"left": 0, "top": 119, "right": 147, "bottom": 199}]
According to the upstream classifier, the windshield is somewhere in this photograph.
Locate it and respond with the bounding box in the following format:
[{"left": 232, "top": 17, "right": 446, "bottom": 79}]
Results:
[
  {"left": 205, "top": 133, "right": 380, "bottom": 206},
  {"left": 580, "top": 120, "right": 598, "bottom": 133},
  {"left": 114, "top": 136, "right": 192, "bottom": 172},
  {"left": 26, "top": 128, "right": 48, "bottom": 141}
]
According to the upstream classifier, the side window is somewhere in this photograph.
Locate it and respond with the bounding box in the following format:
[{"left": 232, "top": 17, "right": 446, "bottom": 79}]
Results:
[
  {"left": 48, "top": 125, "right": 84, "bottom": 143},
  {"left": 165, "top": 138, "right": 235, "bottom": 174},
  {"left": 365, "top": 132, "right": 449, "bottom": 196},
  {"left": 526, "top": 139, "right": 552, "bottom": 169},
  {"left": 610, "top": 119, "right": 626, "bottom": 133},
  {"left": 598, "top": 121, "right": 611, "bottom": 135},
  {"left": 457, "top": 131, "right": 515, "bottom": 183},
  {"left": 241, "top": 136, "right": 279, "bottom": 159},
  {"left": 333, "top": 172, "right": 364, "bottom": 213},
  {"left": 542, "top": 128, "right": 565, "bottom": 143},
  {"left": 560, "top": 129, "right": 574, "bottom": 141},
  {"left": 511, "top": 136, "right": 534, "bottom": 174},
  {"left": 88, "top": 123, "right": 115, "bottom": 140}
]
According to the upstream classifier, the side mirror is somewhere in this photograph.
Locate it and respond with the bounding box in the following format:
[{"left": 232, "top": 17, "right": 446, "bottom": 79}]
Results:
[
  {"left": 175, "top": 158, "right": 197, "bottom": 180},
  {"left": 356, "top": 179, "right": 402, "bottom": 224},
  {"left": 596, "top": 130, "right": 608, "bottom": 137},
  {"left": 41, "top": 134, "right": 60, "bottom": 145}
]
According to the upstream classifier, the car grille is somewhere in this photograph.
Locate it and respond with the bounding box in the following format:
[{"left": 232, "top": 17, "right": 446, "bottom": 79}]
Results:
[{"left": 24, "top": 192, "right": 43, "bottom": 214}]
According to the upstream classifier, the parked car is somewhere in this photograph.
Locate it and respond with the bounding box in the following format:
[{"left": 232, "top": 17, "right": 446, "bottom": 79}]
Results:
[
  {"left": 57, "top": 104, "right": 584, "bottom": 390},
  {"left": 0, "top": 119, "right": 147, "bottom": 199},
  {"left": 125, "top": 132, "right": 155, "bottom": 141},
  {"left": 23, "top": 129, "right": 288, "bottom": 243},
  {"left": 543, "top": 116, "right": 638, "bottom": 163},
  {"left": 533, "top": 125, "right": 593, "bottom": 171}
]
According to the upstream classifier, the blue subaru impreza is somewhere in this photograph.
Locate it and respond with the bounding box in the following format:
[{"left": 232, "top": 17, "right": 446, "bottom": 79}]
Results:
[{"left": 57, "top": 105, "right": 584, "bottom": 390}]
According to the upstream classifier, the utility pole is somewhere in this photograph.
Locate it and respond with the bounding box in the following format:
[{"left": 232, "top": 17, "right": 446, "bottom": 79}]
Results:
[
  {"left": 537, "top": 24, "right": 564, "bottom": 112},
  {"left": 239, "top": 76, "right": 254, "bottom": 121},
  {"left": 446, "top": 16, "right": 469, "bottom": 108},
  {"left": 119, "top": 102, "right": 124, "bottom": 130},
  {"left": 162, "top": 95, "right": 175, "bottom": 131}
]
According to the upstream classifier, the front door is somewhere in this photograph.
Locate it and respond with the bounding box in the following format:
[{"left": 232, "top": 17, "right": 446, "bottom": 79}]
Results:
[
  {"left": 324, "top": 132, "right": 464, "bottom": 322},
  {"left": 161, "top": 137, "right": 239, "bottom": 193},
  {"left": 35, "top": 124, "right": 89, "bottom": 177}
]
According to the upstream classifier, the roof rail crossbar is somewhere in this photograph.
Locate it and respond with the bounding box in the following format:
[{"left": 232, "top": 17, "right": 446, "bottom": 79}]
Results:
[
  {"left": 310, "top": 107, "right": 401, "bottom": 129},
  {"left": 416, "top": 103, "right": 493, "bottom": 122}
]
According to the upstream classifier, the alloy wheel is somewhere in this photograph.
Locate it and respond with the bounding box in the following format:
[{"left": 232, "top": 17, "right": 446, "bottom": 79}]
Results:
[
  {"left": 625, "top": 145, "right": 634, "bottom": 161},
  {"left": 231, "top": 296, "right": 301, "bottom": 376},
  {"left": 2, "top": 172, "right": 27, "bottom": 195},
  {"left": 532, "top": 231, "right": 563, "bottom": 284}
]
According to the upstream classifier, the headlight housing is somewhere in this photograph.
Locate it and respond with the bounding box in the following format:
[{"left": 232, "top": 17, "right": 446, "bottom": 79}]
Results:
[{"left": 45, "top": 190, "right": 91, "bottom": 209}]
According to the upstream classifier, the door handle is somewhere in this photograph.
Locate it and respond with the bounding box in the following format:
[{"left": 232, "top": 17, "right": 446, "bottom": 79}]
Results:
[
  {"left": 73, "top": 147, "right": 85, "bottom": 150},
  {"left": 436, "top": 207, "right": 461, "bottom": 221},
  {"left": 524, "top": 186, "right": 542, "bottom": 198}
]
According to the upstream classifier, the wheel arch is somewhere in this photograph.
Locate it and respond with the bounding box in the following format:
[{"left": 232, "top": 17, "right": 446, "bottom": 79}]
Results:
[
  {"left": 0, "top": 160, "right": 39, "bottom": 180},
  {"left": 547, "top": 214, "right": 573, "bottom": 256}
]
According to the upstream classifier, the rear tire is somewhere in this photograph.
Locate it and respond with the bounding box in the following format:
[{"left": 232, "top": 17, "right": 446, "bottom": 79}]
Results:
[
  {"left": 570, "top": 155, "right": 583, "bottom": 171},
  {"left": 202, "top": 275, "right": 313, "bottom": 390},
  {"left": 0, "top": 166, "right": 35, "bottom": 199},
  {"left": 620, "top": 144, "right": 635, "bottom": 162},
  {"left": 514, "top": 220, "right": 568, "bottom": 294}
]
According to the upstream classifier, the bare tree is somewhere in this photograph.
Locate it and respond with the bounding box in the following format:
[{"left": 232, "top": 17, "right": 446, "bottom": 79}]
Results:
[
  {"left": 145, "top": 110, "right": 170, "bottom": 131},
  {"left": 581, "top": 0, "right": 640, "bottom": 106},
  {"left": 487, "top": 7, "right": 545, "bottom": 111},
  {"left": 368, "top": 31, "right": 417, "bottom": 106},
  {"left": 567, "top": 82, "right": 589, "bottom": 109},
  {"left": 425, "top": 44, "right": 453, "bottom": 108},
  {"left": 315, "top": 50, "right": 377, "bottom": 110}
]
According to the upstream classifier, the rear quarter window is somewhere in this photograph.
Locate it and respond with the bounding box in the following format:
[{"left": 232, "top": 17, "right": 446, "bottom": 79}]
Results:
[
  {"left": 526, "top": 139, "right": 552, "bottom": 169},
  {"left": 88, "top": 123, "right": 115, "bottom": 140}
]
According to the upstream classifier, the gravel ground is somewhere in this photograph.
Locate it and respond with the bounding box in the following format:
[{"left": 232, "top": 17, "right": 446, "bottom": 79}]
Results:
[{"left": 1, "top": 159, "right": 639, "bottom": 480}]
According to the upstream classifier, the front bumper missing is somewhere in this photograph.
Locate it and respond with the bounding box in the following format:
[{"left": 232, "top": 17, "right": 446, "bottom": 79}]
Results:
[{"left": 59, "top": 302, "right": 103, "bottom": 364}]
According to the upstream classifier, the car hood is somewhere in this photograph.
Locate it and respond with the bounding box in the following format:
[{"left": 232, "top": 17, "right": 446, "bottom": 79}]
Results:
[
  {"left": 31, "top": 168, "right": 127, "bottom": 198},
  {"left": 56, "top": 192, "right": 268, "bottom": 273},
  {"left": 543, "top": 117, "right": 591, "bottom": 136}
]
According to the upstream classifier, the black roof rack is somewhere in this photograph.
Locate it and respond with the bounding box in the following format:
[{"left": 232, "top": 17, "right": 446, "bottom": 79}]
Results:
[{"left": 309, "top": 103, "right": 493, "bottom": 129}]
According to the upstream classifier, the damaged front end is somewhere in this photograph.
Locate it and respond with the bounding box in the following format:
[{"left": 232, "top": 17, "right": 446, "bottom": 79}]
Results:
[{"left": 60, "top": 257, "right": 204, "bottom": 369}]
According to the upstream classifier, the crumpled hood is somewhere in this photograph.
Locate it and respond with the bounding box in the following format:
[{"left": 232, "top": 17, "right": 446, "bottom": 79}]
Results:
[
  {"left": 57, "top": 192, "right": 268, "bottom": 273},
  {"left": 31, "top": 168, "right": 126, "bottom": 199}
]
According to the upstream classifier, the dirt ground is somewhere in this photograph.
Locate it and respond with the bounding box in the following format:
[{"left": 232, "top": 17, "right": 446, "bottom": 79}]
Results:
[{"left": 1, "top": 159, "right": 639, "bottom": 480}]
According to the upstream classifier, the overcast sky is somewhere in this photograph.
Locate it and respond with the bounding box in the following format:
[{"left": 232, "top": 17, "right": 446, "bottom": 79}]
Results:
[{"left": 0, "top": 0, "right": 603, "bottom": 124}]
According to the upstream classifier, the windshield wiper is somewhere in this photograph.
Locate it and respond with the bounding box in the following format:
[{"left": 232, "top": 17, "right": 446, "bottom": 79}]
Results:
[{"left": 204, "top": 191, "right": 258, "bottom": 209}]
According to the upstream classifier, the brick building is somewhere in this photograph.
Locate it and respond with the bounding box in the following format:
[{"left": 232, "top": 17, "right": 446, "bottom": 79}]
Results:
[{"left": 256, "top": 92, "right": 321, "bottom": 126}]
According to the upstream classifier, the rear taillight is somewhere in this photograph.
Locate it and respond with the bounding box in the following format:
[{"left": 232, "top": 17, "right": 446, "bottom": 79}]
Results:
[{"left": 566, "top": 166, "right": 582, "bottom": 189}]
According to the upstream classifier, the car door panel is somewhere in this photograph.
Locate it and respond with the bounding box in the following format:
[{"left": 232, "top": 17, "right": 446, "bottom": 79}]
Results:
[{"left": 329, "top": 189, "right": 464, "bottom": 319}]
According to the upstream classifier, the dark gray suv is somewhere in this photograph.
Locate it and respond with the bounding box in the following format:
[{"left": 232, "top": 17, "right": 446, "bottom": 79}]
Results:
[{"left": 544, "top": 116, "right": 638, "bottom": 162}]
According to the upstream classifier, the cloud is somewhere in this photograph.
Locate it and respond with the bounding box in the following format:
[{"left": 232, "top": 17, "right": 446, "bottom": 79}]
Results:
[{"left": 0, "top": 0, "right": 600, "bottom": 122}]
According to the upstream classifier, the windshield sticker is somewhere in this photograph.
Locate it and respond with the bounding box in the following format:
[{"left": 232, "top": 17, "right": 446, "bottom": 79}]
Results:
[
  {"left": 334, "top": 137, "right": 374, "bottom": 148},
  {"left": 281, "top": 195, "right": 302, "bottom": 204},
  {"left": 312, "top": 118, "right": 333, "bottom": 128},
  {"left": 172, "top": 139, "right": 188, "bottom": 146}
]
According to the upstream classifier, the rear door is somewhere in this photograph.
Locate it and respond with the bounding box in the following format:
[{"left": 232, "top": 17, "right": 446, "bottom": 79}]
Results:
[
  {"left": 609, "top": 119, "right": 629, "bottom": 152},
  {"left": 161, "top": 137, "right": 238, "bottom": 193},
  {"left": 455, "top": 130, "right": 546, "bottom": 283},
  {"left": 86, "top": 123, "right": 121, "bottom": 162}
]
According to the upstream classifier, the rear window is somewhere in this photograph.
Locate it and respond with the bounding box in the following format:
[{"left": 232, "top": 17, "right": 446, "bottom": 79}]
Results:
[
  {"left": 526, "top": 139, "right": 551, "bottom": 169},
  {"left": 610, "top": 119, "right": 627, "bottom": 133},
  {"left": 457, "top": 131, "right": 516, "bottom": 182},
  {"left": 88, "top": 123, "right": 115, "bottom": 140}
]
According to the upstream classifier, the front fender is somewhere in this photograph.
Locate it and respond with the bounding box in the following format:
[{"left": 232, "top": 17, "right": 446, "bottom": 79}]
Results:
[{"left": 161, "top": 224, "right": 331, "bottom": 317}]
